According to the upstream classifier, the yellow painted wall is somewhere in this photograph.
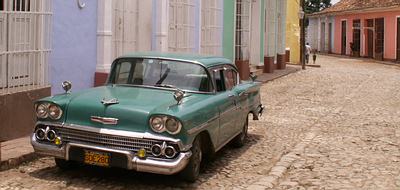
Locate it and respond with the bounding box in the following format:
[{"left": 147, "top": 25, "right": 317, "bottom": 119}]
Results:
[{"left": 286, "top": 0, "right": 300, "bottom": 64}]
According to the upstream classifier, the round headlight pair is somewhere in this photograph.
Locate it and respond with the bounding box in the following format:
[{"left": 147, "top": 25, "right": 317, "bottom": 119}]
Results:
[
  {"left": 149, "top": 116, "right": 182, "bottom": 135},
  {"left": 36, "top": 103, "right": 63, "bottom": 120}
]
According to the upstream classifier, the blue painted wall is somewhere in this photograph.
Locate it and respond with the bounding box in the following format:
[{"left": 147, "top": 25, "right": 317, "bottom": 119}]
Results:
[{"left": 50, "top": 0, "right": 97, "bottom": 94}]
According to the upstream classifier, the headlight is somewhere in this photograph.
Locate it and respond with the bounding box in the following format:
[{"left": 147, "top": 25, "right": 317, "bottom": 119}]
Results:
[
  {"left": 165, "top": 118, "right": 182, "bottom": 135},
  {"left": 48, "top": 104, "right": 63, "bottom": 120},
  {"left": 35, "top": 103, "right": 63, "bottom": 120},
  {"left": 150, "top": 116, "right": 165, "bottom": 132},
  {"left": 149, "top": 116, "right": 182, "bottom": 135},
  {"left": 36, "top": 103, "right": 50, "bottom": 118}
]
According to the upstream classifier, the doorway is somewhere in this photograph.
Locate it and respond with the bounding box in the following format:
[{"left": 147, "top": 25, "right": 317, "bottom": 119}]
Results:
[
  {"left": 375, "top": 18, "right": 384, "bottom": 61},
  {"left": 397, "top": 17, "right": 400, "bottom": 62},
  {"left": 341, "top": 20, "right": 347, "bottom": 55},
  {"left": 320, "top": 22, "right": 325, "bottom": 52},
  {"left": 352, "top": 19, "right": 361, "bottom": 57},
  {"left": 113, "top": 0, "right": 139, "bottom": 58},
  {"left": 328, "top": 23, "right": 332, "bottom": 53},
  {"left": 365, "top": 19, "right": 374, "bottom": 58}
]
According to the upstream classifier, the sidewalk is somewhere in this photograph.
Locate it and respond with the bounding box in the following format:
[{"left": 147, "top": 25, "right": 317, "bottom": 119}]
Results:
[
  {"left": 256, "top": 65, "right": 302, "bottom": 83},
  {"left": 0, "top": 136, "right": 38, "bottom": 171}
]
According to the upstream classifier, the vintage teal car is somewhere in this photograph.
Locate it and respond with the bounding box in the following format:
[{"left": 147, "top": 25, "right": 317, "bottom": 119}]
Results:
[{"left": 31, "top": 52, "right": 264, "bottom": 182}]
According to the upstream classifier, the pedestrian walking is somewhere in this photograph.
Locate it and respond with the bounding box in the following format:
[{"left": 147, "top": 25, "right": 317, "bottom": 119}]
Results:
[
  {"left": 306, "top": 43, "right": 312, "bottom": 64},
  {"left": 312, "top": 50, "right": 317, "bottom": 64}
]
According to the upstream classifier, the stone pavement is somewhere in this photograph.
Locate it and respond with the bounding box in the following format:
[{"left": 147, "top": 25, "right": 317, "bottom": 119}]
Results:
[{"left": 0, "top": 55, "right": 399, "bottom": 189}]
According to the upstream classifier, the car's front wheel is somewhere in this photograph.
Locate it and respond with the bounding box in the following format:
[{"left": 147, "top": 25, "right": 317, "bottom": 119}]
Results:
[
  {"left": 232, "top": 115, "right": 249, "bottom": 148},
  {"left": 180, "top": 137, "right": 202, "bottom": 182}
]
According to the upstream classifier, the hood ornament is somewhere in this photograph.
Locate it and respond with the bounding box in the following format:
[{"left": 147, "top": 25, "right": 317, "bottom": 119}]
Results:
[
  {"left": 173, "top": 89, "right": 185, "bottom": 105},
  {"left": 101, "top": 98, "right": 119, "bottom": 106},
  {"left": 91, "top": 116, "right": 118, "bottom": 125}
]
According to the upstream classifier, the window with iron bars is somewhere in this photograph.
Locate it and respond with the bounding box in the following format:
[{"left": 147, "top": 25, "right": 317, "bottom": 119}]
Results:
[
  {"left": 168, "top": 0, "right": 196, "bottom": 53},
  {"left": 235, "top": 0, "right": 251, "bottom": 61},
  {"left": 200, "top": 0, "right": 222, "bottom": 56},
  {"left": 0, "top": 0, "right": 52, "bottom": 95}
]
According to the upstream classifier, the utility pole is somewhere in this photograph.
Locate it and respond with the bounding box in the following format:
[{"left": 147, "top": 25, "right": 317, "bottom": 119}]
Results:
[{"left": 300, "top": 0, "right": 306, "bottom": 70}]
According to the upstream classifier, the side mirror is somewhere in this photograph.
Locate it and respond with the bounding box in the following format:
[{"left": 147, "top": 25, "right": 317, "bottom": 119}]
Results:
[
  {"left": 250, "top": 72, "right": 257, "bottom": 82},
  {"left": 62, "top": 81, "right": 72, "bottom": 93},
  {"left": 173, "top": 89, "right": 185, "bottom": 105}
]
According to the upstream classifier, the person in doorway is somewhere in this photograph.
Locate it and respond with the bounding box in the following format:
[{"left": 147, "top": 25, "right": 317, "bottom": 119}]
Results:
[{"left": 306, "top": 43, "right": 312, "bottom": 64}]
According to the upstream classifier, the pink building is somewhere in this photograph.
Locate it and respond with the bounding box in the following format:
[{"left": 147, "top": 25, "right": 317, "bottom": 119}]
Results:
[{"left": 308, "top": 0, "right": 400, "bottom": 62}]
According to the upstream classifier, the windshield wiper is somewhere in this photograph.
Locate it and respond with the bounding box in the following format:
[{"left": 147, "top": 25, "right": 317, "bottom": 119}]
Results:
[{"left": 155, "top": 84, "right": 177, "bottom": 89}]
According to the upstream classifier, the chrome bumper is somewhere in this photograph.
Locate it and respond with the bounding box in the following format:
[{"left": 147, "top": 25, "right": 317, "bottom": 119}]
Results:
[{"left": 31, "top": 134, "right": 192, "bottom": 175}]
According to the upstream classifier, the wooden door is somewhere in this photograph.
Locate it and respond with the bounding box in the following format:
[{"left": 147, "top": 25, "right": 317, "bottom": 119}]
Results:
[
  {"left": 0, "top": 5, "right": 6, "bottom": 88},
  {"left": 352, "top": 20, "right": 361, "bottom": 57},
  {"left": 366, "top": 19, "right": 374, "bottom": 58},
  {"left": 397, "top": 17, "right": 400, "bottom": 62},
  {"left": 113, "top": 0, "right": 139, "bottom": 59},
  {"left": 341, "top": 20, "right": 347, "bottom": 55},
  {"left": 320, "top": 22, "right": 325, "bottom": 52},
  {"left": 375, "top": 18, "right": 384, "bottom": 61},
  {"left": 328, "top": 23, "right": 332, "bottom": 53}
]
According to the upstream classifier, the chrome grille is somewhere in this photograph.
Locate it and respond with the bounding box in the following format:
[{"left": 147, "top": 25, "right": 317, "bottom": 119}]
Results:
[{"left": 55, "top": 127, "right": 164, "bottom": 154}]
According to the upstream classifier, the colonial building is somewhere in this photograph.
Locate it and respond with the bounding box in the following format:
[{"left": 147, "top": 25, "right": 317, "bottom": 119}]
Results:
[{"left": 308, "top": 0, "right": 400, "bottom": 62}]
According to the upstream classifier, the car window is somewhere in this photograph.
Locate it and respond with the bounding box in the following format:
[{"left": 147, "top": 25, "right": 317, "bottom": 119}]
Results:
[
  {"left": 111, "top": 59, "right": 212, "bottom": 92},
  {"left": 214, "top": 70, "right": 225, "bottom": 92},
  {"left": 115, "top": 62, "right": 132, "bottom": 84},
  {"left": 224, "top": 69, "right": 237, "bottom": 90}
]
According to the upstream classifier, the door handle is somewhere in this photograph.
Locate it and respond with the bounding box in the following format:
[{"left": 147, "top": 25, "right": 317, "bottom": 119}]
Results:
[{"left": 228, "top": 94, "right": 235, "bottom": 98}]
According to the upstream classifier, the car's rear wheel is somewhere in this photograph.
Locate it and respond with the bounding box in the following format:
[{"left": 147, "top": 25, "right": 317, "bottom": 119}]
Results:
[
  {"left": 54, "top": 158, "right": 78, "bottom": 169},
  {"left": 180, "top": 137, "right": 202, "bottom": 182},
  {"left": 232, "top": 115, "right": 249, "bottom": 148}
]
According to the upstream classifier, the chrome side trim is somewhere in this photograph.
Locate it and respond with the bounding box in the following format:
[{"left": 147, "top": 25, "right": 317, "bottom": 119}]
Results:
[
  {"left": 35, "top": 122, "right": 189, "bottom": 151},
  {"left": 186, "top": 116, "right": 219, "bottom": 135},
  {"left": 220, "top": 106, "right": 239, "bottom": 117},
  {"left": 90, "top": 116, "right": 119, "bottom": 125}
]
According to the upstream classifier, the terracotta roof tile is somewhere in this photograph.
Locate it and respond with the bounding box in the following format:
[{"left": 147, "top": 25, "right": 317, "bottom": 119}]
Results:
[{"left": 312, "top": 0, "right": 400, "bottom": 15}]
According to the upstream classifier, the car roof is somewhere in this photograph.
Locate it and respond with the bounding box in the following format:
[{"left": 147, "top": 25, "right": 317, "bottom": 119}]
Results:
[{"left": 119, "top": 52, "right": 234, "bottom": 68}]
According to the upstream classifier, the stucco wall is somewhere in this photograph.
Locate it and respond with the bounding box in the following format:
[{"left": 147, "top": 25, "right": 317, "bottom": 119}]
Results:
[
  {"left": 50, "top": 0, "right": 98, "bottom": 94},
  {"left": 334, "top": 11, "right": 400, "bottom": 60},
  {"left": 286, "top": 0, "right": 300, "bottom": 64},
  {"left": 223, "top": 0, "right": 235, "bottom": 61}
]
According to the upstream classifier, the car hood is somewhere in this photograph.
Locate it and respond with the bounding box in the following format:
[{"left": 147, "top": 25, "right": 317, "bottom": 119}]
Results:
[{"left": 65, "top": 86, "right": 183, "bottom": 133}]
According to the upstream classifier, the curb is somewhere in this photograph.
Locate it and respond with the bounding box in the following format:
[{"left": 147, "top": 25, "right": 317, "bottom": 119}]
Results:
[
  {"left": 0, "top": 152, "right": 40, "bottom": 172},
  {"left": 256, "top": 67, "right": 302, "bottom": 84}
]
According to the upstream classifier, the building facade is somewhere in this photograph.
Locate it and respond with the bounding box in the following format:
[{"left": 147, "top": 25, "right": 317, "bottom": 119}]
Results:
[
  {"left": 308, "top": 0, "right": 400, "bottom": 62},
  {"left": 307, "top": 15, "right": 335, "bottom": 53}
]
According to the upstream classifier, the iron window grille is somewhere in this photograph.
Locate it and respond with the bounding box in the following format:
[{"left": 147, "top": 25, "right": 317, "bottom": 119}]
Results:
[{"left": 0, "top": 0, "right": 52, "bottom": 95}]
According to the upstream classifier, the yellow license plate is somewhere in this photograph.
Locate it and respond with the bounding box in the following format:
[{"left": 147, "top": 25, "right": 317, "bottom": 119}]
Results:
[{"left": 84, "top": 150, "right": 110, "bottom": 167}]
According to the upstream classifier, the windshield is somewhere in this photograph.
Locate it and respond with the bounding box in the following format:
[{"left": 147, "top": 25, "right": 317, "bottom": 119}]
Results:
[{"left": 109, "top": 58, "right": 212, "bottom": 92}]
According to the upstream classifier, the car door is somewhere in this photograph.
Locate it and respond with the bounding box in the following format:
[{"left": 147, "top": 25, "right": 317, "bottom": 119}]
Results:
[{"left": 211, "top": 66, "right": 240, "bottom": 147}]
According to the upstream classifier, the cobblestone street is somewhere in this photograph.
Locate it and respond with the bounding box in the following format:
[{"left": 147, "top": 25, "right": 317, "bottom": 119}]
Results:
[{"left": 0, "top": 55, "right": 399, "bottom": 190}]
